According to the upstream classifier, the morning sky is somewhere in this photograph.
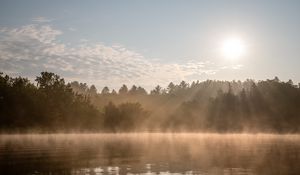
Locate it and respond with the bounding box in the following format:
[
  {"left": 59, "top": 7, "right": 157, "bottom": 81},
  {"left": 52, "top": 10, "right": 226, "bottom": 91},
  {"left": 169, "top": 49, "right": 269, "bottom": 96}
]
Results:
[{"left": 1, "top": 0, "right": 300, "bottom": 90}]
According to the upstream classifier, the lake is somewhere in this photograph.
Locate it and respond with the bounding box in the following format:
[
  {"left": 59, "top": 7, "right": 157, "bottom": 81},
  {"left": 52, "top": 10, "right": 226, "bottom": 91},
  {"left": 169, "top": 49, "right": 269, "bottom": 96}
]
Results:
[{"left": 0, "top": 133, "right": 299, "bottom": 175}]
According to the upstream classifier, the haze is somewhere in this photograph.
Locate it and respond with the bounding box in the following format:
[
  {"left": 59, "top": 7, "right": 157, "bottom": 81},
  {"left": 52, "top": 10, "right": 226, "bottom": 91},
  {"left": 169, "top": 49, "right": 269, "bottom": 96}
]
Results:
[{"left": 1, "top": 1, "right": 300, "bottom": 175}]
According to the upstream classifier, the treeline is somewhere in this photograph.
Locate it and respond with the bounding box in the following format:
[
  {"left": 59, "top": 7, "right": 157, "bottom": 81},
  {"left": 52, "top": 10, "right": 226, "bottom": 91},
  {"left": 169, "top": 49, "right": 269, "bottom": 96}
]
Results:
[
  {"left": 0, "top": 72, "right": 102, "bottom": 132},
  {"left": 1, "top": 72, "right": 300, "bottom": 133}
]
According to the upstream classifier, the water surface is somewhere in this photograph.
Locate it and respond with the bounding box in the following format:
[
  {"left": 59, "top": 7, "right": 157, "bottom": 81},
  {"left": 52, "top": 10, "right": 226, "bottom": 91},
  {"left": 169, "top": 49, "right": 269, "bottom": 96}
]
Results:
[{"left": 0, "top": 133, "right": 299, "bottom": 175}]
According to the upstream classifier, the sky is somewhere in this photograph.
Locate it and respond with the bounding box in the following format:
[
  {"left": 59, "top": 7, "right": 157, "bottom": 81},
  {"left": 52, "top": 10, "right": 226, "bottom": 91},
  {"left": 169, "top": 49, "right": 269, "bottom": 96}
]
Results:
[{"left": 1, "top": 0, "right": 300, "bottom": 91}]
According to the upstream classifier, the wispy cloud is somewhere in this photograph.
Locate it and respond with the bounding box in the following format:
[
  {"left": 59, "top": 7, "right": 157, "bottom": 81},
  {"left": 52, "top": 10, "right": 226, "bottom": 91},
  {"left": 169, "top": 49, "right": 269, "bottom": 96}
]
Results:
[
  {"left": 68, "top": 27, "right": 77, "bottom": 32},
  {"left": 0, "top": 24, "right": 242, "bottom": 90},
  {"left": 32, "top": 17, "right": 53, "bottom": 23}
]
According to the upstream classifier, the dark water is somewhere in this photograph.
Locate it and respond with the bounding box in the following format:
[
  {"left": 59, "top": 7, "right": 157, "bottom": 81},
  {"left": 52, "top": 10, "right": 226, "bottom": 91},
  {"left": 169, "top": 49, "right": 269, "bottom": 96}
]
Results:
[{"left": 0, "top": 134, "right": 299, "bottom": 175}]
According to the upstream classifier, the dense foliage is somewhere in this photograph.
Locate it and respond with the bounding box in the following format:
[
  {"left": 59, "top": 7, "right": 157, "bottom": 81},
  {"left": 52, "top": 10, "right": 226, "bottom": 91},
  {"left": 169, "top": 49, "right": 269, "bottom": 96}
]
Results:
[
  {"left": 0, "top": 72, "right": 101, "bottom": 132},
  {"left": 1, "top": 72, "right": 300, "bottom": 133}
]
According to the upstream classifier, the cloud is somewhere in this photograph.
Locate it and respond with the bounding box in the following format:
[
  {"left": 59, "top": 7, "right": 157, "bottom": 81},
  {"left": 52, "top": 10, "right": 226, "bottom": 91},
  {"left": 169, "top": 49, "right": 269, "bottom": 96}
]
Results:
[
  {"left": 32, "top": 17, "right": 53, "bottom": 23},
  {"left": 0, "top": 24, "right": 242, "bottom": 90},
  {"left": 68, "top": 27, "right": 77, "bottom": 32}
]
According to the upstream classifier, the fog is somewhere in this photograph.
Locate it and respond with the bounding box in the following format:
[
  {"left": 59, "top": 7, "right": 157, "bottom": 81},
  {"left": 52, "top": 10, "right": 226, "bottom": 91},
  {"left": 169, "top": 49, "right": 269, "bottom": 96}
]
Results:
[
  {"left": 1, "top": 72, "right": 300, "bottom": 174},
  {"left": 1, "top": 0, "right": 300, "bottom": 173},
  {"left": 1, "top": 133, "right": 300, "bottom": 174},
  {"left": 1, "top": 72, "right": 300, "bottom": 133}
]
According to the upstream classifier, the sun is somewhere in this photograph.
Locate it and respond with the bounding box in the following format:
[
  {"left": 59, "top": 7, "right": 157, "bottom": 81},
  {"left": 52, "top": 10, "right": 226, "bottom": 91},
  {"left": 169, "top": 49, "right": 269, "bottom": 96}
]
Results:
[{"left": 222, "top": 37, "right": 245, "bottom": 60}]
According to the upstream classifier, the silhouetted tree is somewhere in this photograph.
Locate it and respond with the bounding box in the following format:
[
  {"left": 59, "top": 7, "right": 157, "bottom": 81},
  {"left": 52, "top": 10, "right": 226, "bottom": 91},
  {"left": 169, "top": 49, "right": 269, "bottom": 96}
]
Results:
[
  {"left": 1, "top": 71, "right": 300, "bottom": 133},
  {"left": 129, "top": 85, "right": 138, "bottom": 95},
  {"left": 103, "top": 102, "right": 120, "bottom": 132},
  {"left": 167, "top": 82, "right": 175, "bottom": 94},
  {"left": 136, "top": 86, "right": 147, "bottom": 95},
  {"left": 179, "top": 81, "right": 189, "bottom": 89},
  {"left": 150, "top": 85, "right": 162, "bottom": 95},
  {"left": 119, "top": 84, "right": 128, "bottom": 95},
  {"left": 89, "top": 85, "right": 97, "bottom": 95},
  {"left": 101, "top": 86, "right": 110, "bottom": 95},
  {"left": 111, "top": 89, "right": 117, "bottom": 95}
]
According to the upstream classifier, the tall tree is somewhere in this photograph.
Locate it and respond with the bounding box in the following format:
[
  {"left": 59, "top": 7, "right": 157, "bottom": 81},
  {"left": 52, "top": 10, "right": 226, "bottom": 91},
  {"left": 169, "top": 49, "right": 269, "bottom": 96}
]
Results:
[
  {"left": 119, "top": 84, "right": 128, "bottom": 95},
  {"left": 101, "top": 86, "right": 110, "bottom": 95}
]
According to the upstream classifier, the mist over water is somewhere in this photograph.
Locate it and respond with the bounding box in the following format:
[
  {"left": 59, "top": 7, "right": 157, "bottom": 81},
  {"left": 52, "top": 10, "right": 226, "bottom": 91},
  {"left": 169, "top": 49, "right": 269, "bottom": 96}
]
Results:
[
  {"left": 1, "top": 61, "right": 300, "bottom": 175},
  {"left": 1, "top": 71, "right": 300, "bottom": 175},
  {"left": 1, "top": 133, "right": 299, "bottom": 175},
  {"left": 1, "top": 0, "right": 300, "bottom": 174}
]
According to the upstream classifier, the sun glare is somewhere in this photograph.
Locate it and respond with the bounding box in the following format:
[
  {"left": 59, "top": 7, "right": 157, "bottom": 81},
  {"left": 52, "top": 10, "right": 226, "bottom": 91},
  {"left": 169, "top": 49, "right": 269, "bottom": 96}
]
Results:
[{"left": 222, "top": 37, "right": 245, "bottom": 60}]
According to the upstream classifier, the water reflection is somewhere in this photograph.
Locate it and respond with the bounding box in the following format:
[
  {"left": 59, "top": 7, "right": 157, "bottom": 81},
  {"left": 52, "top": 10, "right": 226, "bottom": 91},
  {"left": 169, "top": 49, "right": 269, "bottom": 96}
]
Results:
[{"left": 0, "top": 134, "right": 299, "bottom": 175}]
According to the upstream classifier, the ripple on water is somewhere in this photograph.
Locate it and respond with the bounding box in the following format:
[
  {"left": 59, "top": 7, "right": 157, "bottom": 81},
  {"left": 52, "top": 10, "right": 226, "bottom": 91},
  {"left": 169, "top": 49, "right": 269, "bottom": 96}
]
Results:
[{"left": 0, "top": 133, "right": 299, "bottom": 175}]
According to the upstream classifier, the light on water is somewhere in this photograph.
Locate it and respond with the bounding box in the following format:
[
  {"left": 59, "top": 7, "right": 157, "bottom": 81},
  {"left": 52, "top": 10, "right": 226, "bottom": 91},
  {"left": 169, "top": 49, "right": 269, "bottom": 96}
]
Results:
[
  {"left": 1, "top": 133, "right": 300, "bottom": 175},
  {"left": 1, "top": 1, "right": 300, "bottom": 175}
]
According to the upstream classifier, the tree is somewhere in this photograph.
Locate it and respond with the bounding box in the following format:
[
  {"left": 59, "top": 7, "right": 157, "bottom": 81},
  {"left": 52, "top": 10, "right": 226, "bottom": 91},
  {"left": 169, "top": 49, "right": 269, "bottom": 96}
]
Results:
[
  {"left": 89, "top": 85, "right": 97, "bottom": 95},
  {"left": 118, "top": 102, "right": 149, "bottom": 131},
  {"left": 101, "top": 86, "right": 110, "bottom": 95},
  {"left": 119, "top": 84, "right": 128, "bottom": 95},
  {"left": 179, "top": 81, "right": 189, "bottom": 89},
  {"left": 2, "top": 71, "right": 300, "bottom": 133},
  {"left": 103, "top": 102, "right": 120, "bottom": 132},
  {"left": 129, "top": 85, "right": 137, "bottom": 95},
  {"left": 136, "top": 86, "right": 147, "bottom": 95},
  {"left": 35, "top": 72, "right": 65, "bottom": 90},
  {"left": 111, "top": 89, "right": 117, "bottom": 95},
  {"left": 288, "top": 79, "right": 293, "bottom": 86},
  {"left": 103, "top": 102, "right": 149, "bottom": 132},
  {"left": 150, "top": 85, "right": 162, "bottom": 95},
  {"left": 167, "top": 82, "right": 175, "bottom": 94}
]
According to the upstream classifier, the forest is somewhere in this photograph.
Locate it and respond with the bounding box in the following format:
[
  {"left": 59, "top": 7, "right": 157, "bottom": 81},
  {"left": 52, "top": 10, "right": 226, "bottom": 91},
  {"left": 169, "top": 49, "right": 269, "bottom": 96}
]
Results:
[{"left": 1, "top": 72, "right": 300, "bottom": 133}]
